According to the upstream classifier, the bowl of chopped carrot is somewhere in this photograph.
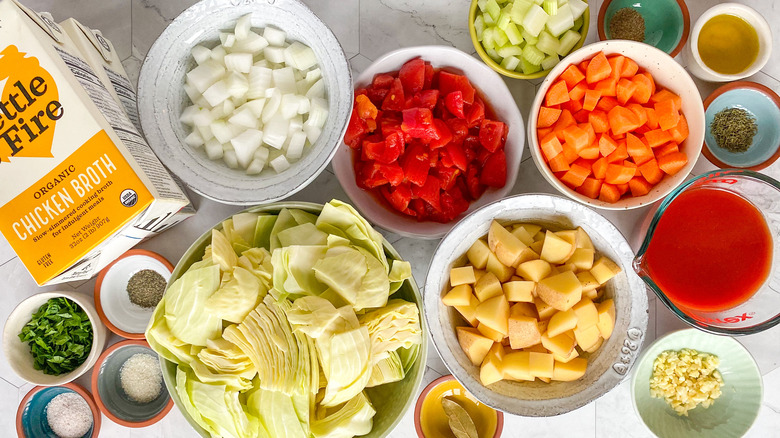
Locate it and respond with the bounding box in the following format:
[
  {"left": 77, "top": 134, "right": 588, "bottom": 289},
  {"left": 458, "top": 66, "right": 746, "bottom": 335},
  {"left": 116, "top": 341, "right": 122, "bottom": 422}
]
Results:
[{"left": 527, "top": 40, "right": 704, "bottom": 210}]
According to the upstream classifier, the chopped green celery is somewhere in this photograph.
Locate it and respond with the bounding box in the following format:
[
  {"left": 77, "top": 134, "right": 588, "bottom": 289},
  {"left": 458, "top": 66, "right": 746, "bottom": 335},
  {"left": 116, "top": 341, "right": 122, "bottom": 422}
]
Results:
[
  {"left": 573, "top": 16, "right": 584, "bottom": 31},
  {"left": 500, "top": 55, "right": 521, "bottom": 71},
  {"left": 521, "top": 28, "right": 539, "bottom": 45},
  {"left": 541, "top": 53, "right": 560, "bottom": 70},
  {"left": 504, "top": 22, "right": 524, "bottom": 45},
  {"left": 557, "top": 29, "right": 581, "bottom": 55},
  {"left": 485, "top": 0, "right": 501, "bottom": 21},
  {"left": 482, "top": 27, "right": 496, "bottom": 50},
  {"left": 510, "top": 0, "right": 533, "bottom": 24},
  {"left": 497, "top": 12, "right": 512, "bottom": 30},
  {"left": 493, "top": 27, "right": 509, "bottom": 47},
  {"left": 478, "top": 0, "right": 489, "bottom": 12},
  {"left": 543, "top": 0, "right": 558, "bottom": 16},
  {"left": 497, "top": 44, "right": 524, "bottom": 58},
  {"left": 568, "top": 0, "right": 589, "bottom": 20},
  {"left": 522, "top": 44, "right": 545, "bottom": 65},
  {"left": 521, "top": 57, "right": 542, "bottom": 74},
  {"left": 546, "top": 3, "right": 574, "bottom": 37},
  {"left": 486, "top": 48, "right": 502, "bottom": 63},
  {"left": 475, "top": 15, "right": 486, "bottom": 41},
  {"left": 536, "top": 30, "right": 561, "bottom": 56},
  {"left": 522, "top": 4, "right": 549, "bottom": 37},
  {"left": 483, "top": 11, "right": 496, "bottom": 25}
]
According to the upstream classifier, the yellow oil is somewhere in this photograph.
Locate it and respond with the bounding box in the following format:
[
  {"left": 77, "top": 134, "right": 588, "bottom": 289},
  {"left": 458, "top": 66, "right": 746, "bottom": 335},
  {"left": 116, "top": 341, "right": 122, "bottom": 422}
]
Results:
[
  {"left": 419, "top": 379, "right": 498, "bottom": 438},
  {"left": 697, "top": 14, "right": 759, "bottom": 75}
]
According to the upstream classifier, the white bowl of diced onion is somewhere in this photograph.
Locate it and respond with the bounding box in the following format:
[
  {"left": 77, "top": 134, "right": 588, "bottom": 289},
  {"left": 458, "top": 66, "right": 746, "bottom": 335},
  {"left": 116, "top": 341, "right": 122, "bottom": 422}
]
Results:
[{"left": 138, "top": 0, "right": 352, "bottom": 205}]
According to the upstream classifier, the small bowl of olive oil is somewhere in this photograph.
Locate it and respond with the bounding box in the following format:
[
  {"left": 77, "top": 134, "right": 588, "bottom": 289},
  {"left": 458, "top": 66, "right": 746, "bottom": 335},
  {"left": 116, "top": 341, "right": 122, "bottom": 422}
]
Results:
[{"left": 683, "top": 3, "right": 772, "bottom": 82}]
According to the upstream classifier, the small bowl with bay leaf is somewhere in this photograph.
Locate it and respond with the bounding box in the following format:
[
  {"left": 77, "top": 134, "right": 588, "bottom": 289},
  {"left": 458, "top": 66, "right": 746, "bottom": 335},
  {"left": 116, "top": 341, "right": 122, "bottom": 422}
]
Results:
[
  {"left": 95, "top": 249, "right": 174, "bottom": 339},
  {"left": 3, "top": 291, "right": 107, "bottom": 386},
  {"left": 702, "top": 81, "right": 780, "bottom": 171},
  {"left": 415, "top": 375, "right": 503, "bottom": 438}
]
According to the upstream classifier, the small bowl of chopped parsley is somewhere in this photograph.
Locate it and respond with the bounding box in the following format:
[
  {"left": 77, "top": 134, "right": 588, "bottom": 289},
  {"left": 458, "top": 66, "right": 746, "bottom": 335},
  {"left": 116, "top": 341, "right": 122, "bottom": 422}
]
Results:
[
  {"left": 3, "top": 291, "right": 107, "bottom": 385},
  {"left": 702, "top": 81, "right": 780, "bottom": 170}
]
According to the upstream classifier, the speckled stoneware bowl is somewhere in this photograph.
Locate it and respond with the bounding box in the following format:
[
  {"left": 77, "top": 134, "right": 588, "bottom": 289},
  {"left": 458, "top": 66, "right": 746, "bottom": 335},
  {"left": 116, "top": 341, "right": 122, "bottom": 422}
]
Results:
[
  {"left": 16, "top": 383, "right": 101, "bottom": 438},
  {"left": 138, "top": 0, "right": 352, "bottom": 205},
  {"left": 424, "top": 194, "right": 648, "bottom": 416}
]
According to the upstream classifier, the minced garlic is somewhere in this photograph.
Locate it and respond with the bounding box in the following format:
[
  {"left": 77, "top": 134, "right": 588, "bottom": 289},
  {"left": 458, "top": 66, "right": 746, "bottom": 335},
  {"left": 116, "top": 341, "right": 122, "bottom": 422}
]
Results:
[{"left": 649, "top": 348, "right": 724, "bottom": 416}]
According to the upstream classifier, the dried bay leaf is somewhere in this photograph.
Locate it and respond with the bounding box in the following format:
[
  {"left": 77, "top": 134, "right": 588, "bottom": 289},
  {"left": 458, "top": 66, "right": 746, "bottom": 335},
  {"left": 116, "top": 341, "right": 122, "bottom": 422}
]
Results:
[{"left": 441, "top": 396, "right": 479, "bottom": 438}]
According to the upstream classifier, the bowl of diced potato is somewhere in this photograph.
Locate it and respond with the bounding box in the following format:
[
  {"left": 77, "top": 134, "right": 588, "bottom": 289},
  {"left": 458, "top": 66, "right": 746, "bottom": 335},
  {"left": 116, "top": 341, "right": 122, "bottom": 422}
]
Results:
[{"left": 423, "top": 193, "right": 648, "bottom": 416}]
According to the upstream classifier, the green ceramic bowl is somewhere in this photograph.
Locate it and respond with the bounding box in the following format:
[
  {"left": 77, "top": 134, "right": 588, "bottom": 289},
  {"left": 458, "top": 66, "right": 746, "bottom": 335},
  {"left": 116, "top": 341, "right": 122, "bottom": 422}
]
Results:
[
  {"left": 157, "top": 201, "right": 428, "bottom": 438},
  {"left": 630, "top": 329, "right": 762, "bottom": 438},
  {"left": 597, "top": 0, "right": 690, "bottom": 57}
]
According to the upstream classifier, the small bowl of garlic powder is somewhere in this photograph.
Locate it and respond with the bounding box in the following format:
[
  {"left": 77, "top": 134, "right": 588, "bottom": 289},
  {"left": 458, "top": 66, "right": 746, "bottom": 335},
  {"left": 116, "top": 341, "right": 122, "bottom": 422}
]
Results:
[
  {"left": 91, "top": 339, "right": 173, "bottom": 427},
  {"left": 630, "top": 329, "right": 762, "bottom": 438},
  {"left": 16, "top": 382, "right": 101, "bottom": 438}
]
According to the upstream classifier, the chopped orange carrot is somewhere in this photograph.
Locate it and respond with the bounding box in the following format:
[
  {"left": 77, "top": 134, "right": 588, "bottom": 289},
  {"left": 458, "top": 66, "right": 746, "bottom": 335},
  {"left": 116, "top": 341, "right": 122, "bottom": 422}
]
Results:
[
  {"left": 561, "top": 163, "right": 591, "bottom": 188},
  {"left": 616, "top": 183, "right": 630, "bottom": 195},
  {"left": 592, "top": 157, "right": 609, "bottom": 179},
  {"left": 635, "top": 124, "right": 651, "bottom": 136},
  {"left": 651, "top": 89, "right": 682, "bottom": 111},
  {"left": 540, "top": 132, "right": 564, "bottom": 161},
  {"left": 562, "top": 98, "right": 583, "bottom": 114},
  {"left": 605, "top": 164, "right": 635, "bottom": 185},
  {"left": 629, "top": 176, "right": 654, "bottom": 197},
  {"left": 620, "top": 58, "right": 639, "bottom": 78},
  {"left": 638, "top": 159, "right": 664, "bottom": 184},
  {"left": 599, "top": 183, "right": 621, "bottom": 203},
  {"left": 655, "top": 142, "right": 679, "bottom": 158},
  {"left": 578, "top": 146, "right": 599, "bottom": 159},
  {"left": 553, "top": 109, "right": 576, "bottom": 138},
  {"left": 655, "top": 99, "right": 679, "bottom": 131},
  {"left": 598, "top": 134, "right": 618, "bottom": 156},
  {"left": 607, "top": 55, "right": 625, "bottom": 80},
  {"left": 606, "top": 141, "right": 629, "bottom": 163},
  {"left": 595, "top": 77, "right": 618, "bottom": 97},
  {"left": 583, "top": 89, "right": 601, "bottom": 112},
  {"left": 537, "top": 106, "right": 562, "bottom": 128},
  {"left": 658, "top": 151, "right": 689, "bottom": 175},
  {"left": 668, "top": 114, "right": 689, "bottom": 143},
  {"left": 607, "top": 106, "right": 641, "bottom": 136},
  {"left": 579, "top": 60, "right": 590, "bottom": 73},
  {"left": 579, "top": 122, "right": 596, "bottom": 146},
  {"left": 573, "top": 109, "right": 591, "bottom": 123},
  {"left": 644, "top": 129, "right": 674, "bottom": 148},
  {"left": 645, "top": 107, "right": 659, "bottom": 129},
  {"left": 630, "top": 73, "right": 653, "bottom": 104},
  {"left": 623, "top": 160, "right": 638, "bottom": 176},
  {"left": 561, "top": 142, "right": 580, "bottom": 163},
  {"left": 626, "top": 133, "right": 654, "bottom": 165},
  {"left": 560, "top": 64, "right": 586, "bottom": 88},
  {"left": 616, "top": 78, "right": 637, "bottom": 105},
  {"left": 586, "top": 52, "right": 612, "bottom": 84},
  {"left": 627, "top": 104, "right": 648, "bottom": 126},
  {"left": 596, "top": 96, "right": 619, "bottom": 112},
  {"left": 537, "top": 126, "right": 554, "bottom": 138},
  {"left": 549, "top": 153, "right": 570, "bottom": 172},
  {"left": 562, "top": 125, "right": 589, "bottom": 151},
  {"left": 577, "top": 177, "right": 603, "bottom": 199},
  {"left": 569, "top": 82, "right": 588, "bottom": 101},
  {"left": 588, "top": 110, "right": 609, "bottom": 133},
  {"left": 546, "top": 80, "right": 571, "bottom": 106},
  {"left": 572, "top": 158, "right": 594, "bottom": 172}
]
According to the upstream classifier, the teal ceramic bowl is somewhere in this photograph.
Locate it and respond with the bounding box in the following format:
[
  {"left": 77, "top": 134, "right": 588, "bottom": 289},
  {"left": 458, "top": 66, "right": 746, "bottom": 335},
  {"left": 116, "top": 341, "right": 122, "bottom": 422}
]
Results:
[
  {"left": 702, "top": 81, "right": 780, "bottom": 171},
  {"left": 631, "top": 329, "right": 762, "bottom": 438},
  {"left": 16, "top": 383, "right": 101, "bottom": 438},
  {"left": 597, "top": 0, "right": 690, "bottom": 57}
]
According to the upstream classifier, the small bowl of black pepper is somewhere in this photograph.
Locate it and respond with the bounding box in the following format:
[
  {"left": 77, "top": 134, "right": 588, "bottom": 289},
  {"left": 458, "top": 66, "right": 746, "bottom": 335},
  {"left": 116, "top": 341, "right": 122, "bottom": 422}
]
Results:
[
  {"left": 597, "top": 0, "right": 690, "bottom": 58},
  {"left": 702, "top": 81, "right": 780, "bottom": 171},
  {"left": 94, "top": 249, "right": 173, "bottom": 339}
]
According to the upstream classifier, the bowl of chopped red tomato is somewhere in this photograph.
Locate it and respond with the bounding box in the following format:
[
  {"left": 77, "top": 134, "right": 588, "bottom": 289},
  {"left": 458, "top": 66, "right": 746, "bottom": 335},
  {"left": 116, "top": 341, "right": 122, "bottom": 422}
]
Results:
[
  {"left": 333, "top": 46, "right": 525, "bottom": 238},
  {"left": 527, "top": 40, "right": 704, "bottom": 210}
]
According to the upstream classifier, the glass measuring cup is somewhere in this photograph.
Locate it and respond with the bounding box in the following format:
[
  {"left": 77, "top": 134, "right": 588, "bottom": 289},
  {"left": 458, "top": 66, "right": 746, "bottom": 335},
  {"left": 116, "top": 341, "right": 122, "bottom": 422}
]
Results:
[{"left": 634, "top": 169, "right": 780, "bottom": 335}]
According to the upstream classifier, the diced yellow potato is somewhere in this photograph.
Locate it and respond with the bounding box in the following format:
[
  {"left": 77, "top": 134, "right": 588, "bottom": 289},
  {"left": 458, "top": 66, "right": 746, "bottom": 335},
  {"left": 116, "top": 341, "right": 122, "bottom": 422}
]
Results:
[
  {"left": 457, "top": 327, "right": 494, "bottom": 366},
  {"left": 537, "top": 271, "right": 583, "bottom": 311},
  {"left": 510, "top": 302, "right": 538, "bottom": 319},
  {"left": 541, "top": 331, "right": 575, "bottom": 357},
  {"left": 467, "top": 239, "right": 491, "bottom": 269},
  {"left": 514, "top": 223, "right": 543, "bottom": 237},
  {"left": 569, "top": 248, "right": 595, "bottom": 271},
  {"left": 562, "top": 329, "right": 575, "bottom": 340},
  {"left": 501, "top": 338, "right": 511, "bottom": 348},
  {"left": 555, "top": 229, "right": 578, "bottom": 246},
  {"left": 537, "top": 318, "right": 549, "bottom": 334},
  {"left": 597, "top": 299, "right": 616, "bottom": 339},
  {"left": 503, "top": 351, "right": 533, "bottom": 381},
  {"left": 537, "top": 377, "right": 551, "bottom": 383},
  {"left": 529, "top": 240, "right": 545, "bottom": 254},
  {"left": 548, "top": 264, "right": 562, "bottom": 276},
  {"left": 573, "top": 325, "right": 601, "bottom": 351},
  {"left": 553, "top": 346, "right": 579, "bottom": 363},
  {"left": 524, "top": 343, "right": 549, "bottom": 354},
  {"left": 534, "top": 297, "right": 556, "bottom": 320},
  {"left": 488, "top": 220, "right": 528, "bottom": 267},
  {"left": 516, "top": 259, "right": 552, "bottom": 282},
  {"left": 511, "top": 226, "right": 535, "bottom": 246},
  {"left": 529, "top": 352, "right": 554, "bottom": 378},
  {"left": 572, "top": 297, "right": 599, "bottom": 329},
  {"left": 450, "top": 266, "right": 476, "bottom": 286},
  {"left": 583, "top": 288, "right": 598, "bottom": 300},
  {"left": 478, "top": 323, "right": 506, "bottom": 342},
  {"left": 486, "top": 252, "right": 515, "bottom": 282},
  {"left": 590, "top": 256, "right": 622, "bottom": 284},
  {"left": 508, "top": 315, "right": 541, "bottom": 349},
  {"left": 576, "top": 271, "right": 600, "bottom": 293},
  {"left": 547, "top": 308, "right": 578, "bottom": 337},
  {"left": 510, "top": 275, "right": 524, "bottom": 281},
  {"left": 552, "top": 358, "right": 588, "bottom": 381},
  {"left": 585, "top": 337, "right": 604, "bottom": 353},
  {"left": 474, "top": 271, "right": 503, "bottom": 302},
  {"left": 534, "top": 230, "right": 546, "bottom": 242},
  {"left": 454, "top": 293, "right": 480, "bottom": 326},
  {"left": 476, "top": 295, "right": 510, "bottom": 335},
  {"left": 516, "top": 246, "right": 541, "bottom": 265},
  {"left": 479, "top": 343, "right": 506, "bottom": 386},
  {"left": 540, "top": 231, "right": 575, "bottom": 264},
  {"left": 442, "top": 284, "right": 473, "bottom": 307},
  {"left": 473, "top": 269, "right": 487, "bottom": 282},
  {"left": 574, "top": 226, "right": 594, "bottom": 250},
  {"left": 503, "top": 281, "right": 535, "bottom": 302}
]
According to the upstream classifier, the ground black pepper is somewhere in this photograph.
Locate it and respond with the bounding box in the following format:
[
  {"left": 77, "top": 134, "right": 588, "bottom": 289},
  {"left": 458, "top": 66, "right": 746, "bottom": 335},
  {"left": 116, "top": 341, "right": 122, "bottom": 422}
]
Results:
[
  {"left": 127, "top": 269, "right": 166, "bottom": 308},
  {"left": 609, "top": 8, "right": 645, "bottom": 42},
  {"left": 710, "top": 107, "right": 758, "bottom": 153}
]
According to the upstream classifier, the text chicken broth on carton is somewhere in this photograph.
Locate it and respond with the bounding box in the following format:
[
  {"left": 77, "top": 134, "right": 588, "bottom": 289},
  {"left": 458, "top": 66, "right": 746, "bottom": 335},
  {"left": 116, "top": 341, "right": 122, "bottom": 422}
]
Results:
[{"left": 0, "top": 0, "right": 191, "bottom": 285}]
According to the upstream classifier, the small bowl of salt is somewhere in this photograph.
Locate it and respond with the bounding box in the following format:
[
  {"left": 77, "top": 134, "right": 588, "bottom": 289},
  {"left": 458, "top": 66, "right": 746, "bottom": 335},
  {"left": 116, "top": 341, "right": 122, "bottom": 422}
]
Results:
[
  {"left": 94, "top": 249, "right": 173, "bottom": 339},
  {"left": 16, "top": 382, "right": 101, "bottom": 438},
  {"left": 91, "top": 339, "right": 173, "bottom": 427}
]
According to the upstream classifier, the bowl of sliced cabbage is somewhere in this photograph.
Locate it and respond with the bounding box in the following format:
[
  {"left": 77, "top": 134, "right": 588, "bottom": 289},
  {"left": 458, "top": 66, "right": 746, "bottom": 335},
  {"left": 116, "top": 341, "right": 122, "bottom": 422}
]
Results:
[
  {"left": 146, "top": 200, "right": 427, "bottom": 438},
  {"left": 138, "top": 0, "right": 352, "bottom": 205}
]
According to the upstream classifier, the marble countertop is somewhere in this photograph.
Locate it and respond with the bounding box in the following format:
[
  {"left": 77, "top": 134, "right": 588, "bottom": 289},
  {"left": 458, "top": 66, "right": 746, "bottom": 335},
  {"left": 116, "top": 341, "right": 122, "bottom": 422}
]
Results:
[{"left": 2, "top": 0, "right": 779, "bottom": 437}]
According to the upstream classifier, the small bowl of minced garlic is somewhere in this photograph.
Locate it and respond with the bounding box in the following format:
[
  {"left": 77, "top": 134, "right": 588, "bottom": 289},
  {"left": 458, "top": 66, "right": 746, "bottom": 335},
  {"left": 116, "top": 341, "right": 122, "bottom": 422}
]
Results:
[{"left": 630, "top": 328, "right": 762, "bottom": 438}]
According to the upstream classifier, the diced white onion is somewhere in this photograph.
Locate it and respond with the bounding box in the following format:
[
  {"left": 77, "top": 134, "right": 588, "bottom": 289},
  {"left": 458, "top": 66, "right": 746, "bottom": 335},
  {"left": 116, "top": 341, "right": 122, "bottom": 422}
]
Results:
[
  {"left": 184, "top": 130, "right": 204, "bottom": 148},
  {"left": 186, "top": 61, "right": 225, "bottom": 93},
  {"left": 231, "top": 128, "right": 264, "bottom": 168},
  {"left": 247, "top": 66, "right": 273, "bottom": 99},
  {"left": 220, "top": 32, "right": 236, "bottom": 48},
  {"left": 285, "top": 42, "right": 318, "bottom": 71},
  {"left": 306, "top": 97, "right": 328, "bottom": 129},
  {"left": 305, "top": 78, "right": 325, "bottom": 99},
  {"left": 263, "top": 26, "right": 287, "bottom": 47},
  {"left": 203, "top": 80, "right": 230, "bottom": 107},
  {"left": 228, "top": 107, "right": 259, "bottom": 129},
  {"left": 263, "top": 47, "right": 285, "bottom": 64},
  {"left": 234, "top": 14, "right": 252, "bottom": 40},
  {"left": 180, "top": 105, "right": 199, "bottom": 125},
  {"left": 263, "top": 115, "right": 289, "bottom": 149},
  {"left": 262, "top": 89, "right": 282, "bottom": 123},
  {"left": 285, "top": 131, "right": 307, "bottom": 159},
  {"left": 191, "top": 45, "right": 211, "bottom": 65},
  {"left": 197, "top": 124, "right": 214, "bottom": 141},
  {"left": 223, "top": 149, "right": 239, "bottom": 169},
  {"left": 192, "top": 108, "right": 214, "bottom": 127},
  {"left": 269, "top": 155, "right": 290, "bottom": 173},
  {"left": 210, "top": 45, "right": 227, "bottom": 63},
  {"left": 224, "top": 52, "right": 253, "bottom": 73},
  {"left": 273, "top": 67, "right": 297, "bottom": 94},
  {"left": 303, "top": 123, "right": 321, "bottom": 144},
  {"left": 204, "top": 138, "right": 223, "bottom": 160}
]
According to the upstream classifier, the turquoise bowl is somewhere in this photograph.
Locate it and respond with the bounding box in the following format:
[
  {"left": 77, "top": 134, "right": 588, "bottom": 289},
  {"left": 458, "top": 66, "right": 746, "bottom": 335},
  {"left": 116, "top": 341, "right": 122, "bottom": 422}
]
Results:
[
  {"left": 597, "top": 0, "right": 690, "bottom": 57},
  {"left": 631, "top": 329, "right": 762, "bottom": 438},
  {"left": 16, "top": 383, "right": 101, "bottom": 438},
  {"left": 702, "top": 81, "right": 780, "bottom": 170}
]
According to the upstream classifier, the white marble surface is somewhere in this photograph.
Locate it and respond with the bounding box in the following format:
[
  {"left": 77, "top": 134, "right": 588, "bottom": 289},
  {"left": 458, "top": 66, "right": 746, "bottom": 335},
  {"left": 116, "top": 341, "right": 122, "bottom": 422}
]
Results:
[{"left": 3, "top": 0, "right": 780, "bottom": 437}]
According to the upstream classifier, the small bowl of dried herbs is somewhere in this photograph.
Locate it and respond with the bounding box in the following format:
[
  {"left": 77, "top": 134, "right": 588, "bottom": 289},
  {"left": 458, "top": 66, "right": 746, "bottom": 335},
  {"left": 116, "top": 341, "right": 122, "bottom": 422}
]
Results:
[
  {"left": 3, "top": 291, "right": 107, "bottom": 386},
  {"left": 597, "top": 0, "right": 690, "bottom": 58},
  {"left": 95, "top": 249, "right": 173, "bottom": 339},
  {"left": 414, "top": 375, "right": 503, "bottom": 438},
  {"left": 702, "top": 81, "right": 780, "bottom": 171}
]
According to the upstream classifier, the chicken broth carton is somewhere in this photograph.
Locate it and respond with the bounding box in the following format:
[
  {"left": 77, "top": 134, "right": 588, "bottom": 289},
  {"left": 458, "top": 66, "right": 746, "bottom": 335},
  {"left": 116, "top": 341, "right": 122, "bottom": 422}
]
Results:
[{"left": 0, "top": 0, "right": 191, "bottom": 285}]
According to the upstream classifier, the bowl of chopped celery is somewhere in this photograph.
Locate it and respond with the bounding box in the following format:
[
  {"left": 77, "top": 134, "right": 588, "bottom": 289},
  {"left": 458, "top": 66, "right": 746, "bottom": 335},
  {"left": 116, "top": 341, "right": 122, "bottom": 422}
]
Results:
[
  {"left": 146, "top": 200, "right": 428, "bottom": 438},
  {"left": 469, "top": 0, "right": 590, "bottom": 80}
]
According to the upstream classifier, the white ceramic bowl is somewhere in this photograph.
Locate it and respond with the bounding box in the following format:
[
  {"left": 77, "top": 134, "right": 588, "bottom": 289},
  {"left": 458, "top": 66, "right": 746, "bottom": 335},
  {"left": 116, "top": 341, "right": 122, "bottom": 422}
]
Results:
[
  {"left": 424, "top": 194, "right": 649, "bottom": 416},
  {"left": 332, "top": 46, "right": 525, "bottom": 239},
  {"left": 3, "top": 291, "right": 107, "bottom": 386},
  {"left": 138, "top": 0, "right": 352, "bottom": 205},
  {"left": 527, "top": 41, "right": 704, "bottom": 210}
]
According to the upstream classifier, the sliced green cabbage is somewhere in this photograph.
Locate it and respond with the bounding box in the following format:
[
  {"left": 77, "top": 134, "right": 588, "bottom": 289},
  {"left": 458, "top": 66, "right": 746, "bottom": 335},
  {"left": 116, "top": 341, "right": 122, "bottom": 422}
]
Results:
[
  {"left": 146, "top": 298, "right": 199, "bottom": 365},
  {"left": 388, "top": 259, "right": 412, "bottom": 295},
  {"left": 319, "top": 326, "right": 372, "bottom": 407},
  {"left": 188, "top": 375, "right": 255, "bottom": 438},
  {"left": 366, "top": 350, "right": 404, "bottom": 387},
  {"left": 246, "top": 387, "right": 307, "bottom": 438},
  {"left": 277, "top": 222, "right": 329, "bottom": 247},
  {"left": 253, "top": 214, "right": 278, "bottom": 249},
  {"left": 176, "top": 368, "right": 215, "bottom": 435},
  {"left": 164, "top": 264, "right": 223, "bottom": 346},
  {"left": 231, "top": 212, "right": 259, "bottom": 245},
  {"left": 315, "top": 200, "right": 388, "bottom": 271},
  {"left": 359, "top": 299, "right": 423, "bottom": 362},
  {"left": 198, "top": 338, "right": 257, "bottom": 379},
  {"left": 270, "top": 208, "right": 318, "bottom": 251},
  {"left": 313, "top": 246, "right": 390, "bottom": 311},
  {"left": 237, "top": 247, "right": 273, "bottom": 288},
  {"left": 206, "top": 266, "right": 265, "bottom": 323},
  {"left": 211, "top": 229, "right": 238, "bottom": 271},
  {"left": 271, "top": 245, "right": 328, "bottom": 300},
  {"left": 311, "top": 392, "right": 375, "bottom": 438}
]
